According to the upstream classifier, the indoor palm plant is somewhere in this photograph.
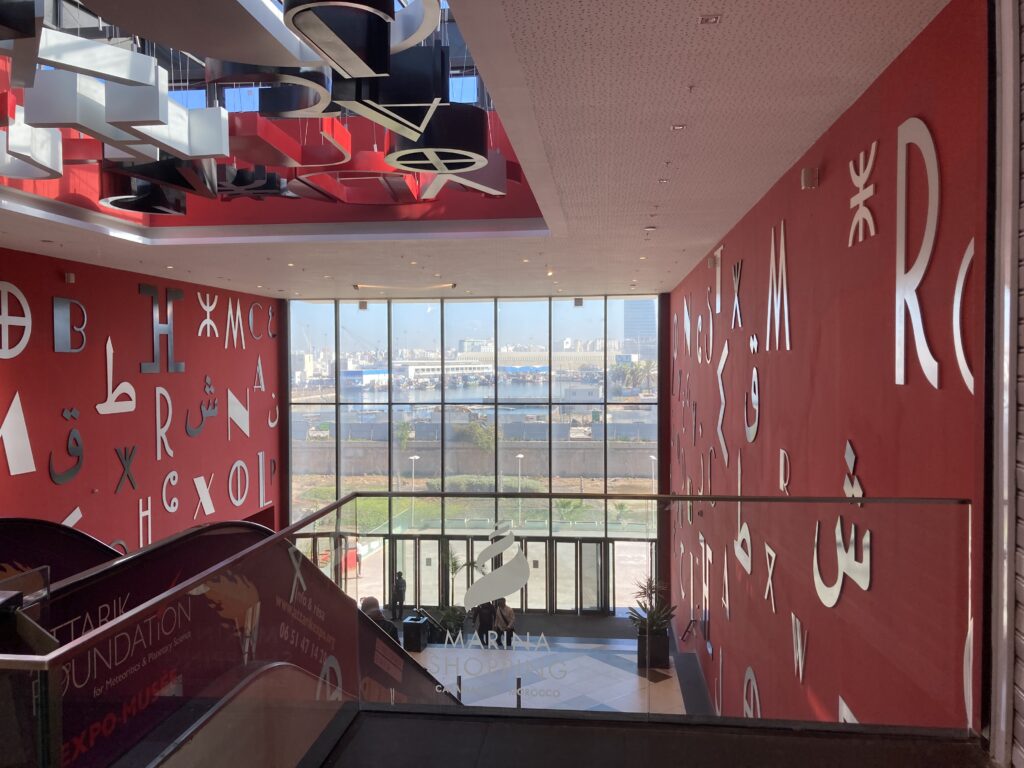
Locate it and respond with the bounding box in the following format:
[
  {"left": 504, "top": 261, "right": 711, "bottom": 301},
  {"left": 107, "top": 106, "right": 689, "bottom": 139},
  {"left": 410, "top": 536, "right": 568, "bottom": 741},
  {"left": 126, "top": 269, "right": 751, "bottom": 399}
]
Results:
[{"left": 629, "top": 576, "right": 676, "bottom": 669}]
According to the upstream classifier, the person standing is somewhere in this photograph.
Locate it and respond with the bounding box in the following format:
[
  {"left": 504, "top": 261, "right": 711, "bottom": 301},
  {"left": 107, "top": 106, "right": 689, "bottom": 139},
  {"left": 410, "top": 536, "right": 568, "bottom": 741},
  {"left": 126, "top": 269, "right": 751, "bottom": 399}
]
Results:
[
  {"left": 391, "top": 571, "right": 407, "bottom": 620},
  {"left": 474, "top": 600, "right": 496, "bottom": 647},
  {"left": 494, "top": 597, "right": 515, "bottom": 648}
]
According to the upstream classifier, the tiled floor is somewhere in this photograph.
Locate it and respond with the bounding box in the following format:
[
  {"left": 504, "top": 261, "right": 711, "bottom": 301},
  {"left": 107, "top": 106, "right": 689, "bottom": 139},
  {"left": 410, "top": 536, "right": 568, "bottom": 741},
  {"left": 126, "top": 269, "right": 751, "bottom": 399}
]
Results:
[{"left": 408, "top": 636, "right": 685, "bottom": 715}]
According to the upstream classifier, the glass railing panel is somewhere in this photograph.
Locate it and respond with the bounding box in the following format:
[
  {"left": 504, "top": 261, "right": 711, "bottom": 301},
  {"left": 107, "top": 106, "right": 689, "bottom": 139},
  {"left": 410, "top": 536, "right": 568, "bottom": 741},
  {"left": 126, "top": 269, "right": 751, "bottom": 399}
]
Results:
[
  {"left": 0, "top": 492, "right": 975, "bottom": 764},
  {"left": 663, "top": 497, "right": 971, "bottom": 730},
  {"left": 0, "top": 665, "right": 55, "bottom": 767}
]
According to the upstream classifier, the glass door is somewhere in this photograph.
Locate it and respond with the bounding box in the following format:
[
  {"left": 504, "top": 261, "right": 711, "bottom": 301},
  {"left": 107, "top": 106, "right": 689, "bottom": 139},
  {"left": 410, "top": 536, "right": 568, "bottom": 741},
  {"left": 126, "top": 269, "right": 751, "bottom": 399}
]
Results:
[
  {"left": 419, "top": 539, "right": 440, "bottom": 608},
  {"left": 554, "top": 540, "right": 577, "bottom": 613},
  {"left": 611, "top": 540, "right": 655, "bottom": 613},
  {"left": 391, "top": 537, "right": 417, "bottom": 619},
  {"left": 523, "top": 539, "right": 548, "bottom": 612},
  {"left": 445, "top": 538, "right": 470, "bottom": 609},
  {"left": 579, "top": 541, "right": 603, "bottom": 613}
]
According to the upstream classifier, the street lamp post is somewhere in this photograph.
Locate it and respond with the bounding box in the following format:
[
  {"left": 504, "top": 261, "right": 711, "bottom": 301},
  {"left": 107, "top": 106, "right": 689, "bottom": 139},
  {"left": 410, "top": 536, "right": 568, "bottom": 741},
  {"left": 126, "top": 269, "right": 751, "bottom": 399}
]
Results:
[
  {"left": 515, "top": 453, "right": 525, "bottom": 525},
  {"left": 409, "top": 455, "right": 420, "bottom": 520}
]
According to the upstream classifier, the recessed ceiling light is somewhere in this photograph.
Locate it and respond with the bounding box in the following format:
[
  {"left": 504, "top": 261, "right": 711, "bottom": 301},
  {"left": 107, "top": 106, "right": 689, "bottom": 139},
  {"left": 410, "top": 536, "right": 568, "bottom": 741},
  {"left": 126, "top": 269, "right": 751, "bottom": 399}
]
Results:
[
  {"left": 433, "top": 273, "right": 441, "bottom": 278},
  {"left": 323, "top": 275, "right": 331, "bottom": 279},
  {"left": 166, "top": 265, "right": 174, "bottom": 269},
  {"left": 293, "top": 291, "right": 300, "bottom": 296},
  {"left": 464, "top": 289, "right": 471, "bottom": 294},
  {"left": 671, "top": 124, "right": 686, "bottom": 131},
  {"left": 698, "top": 14, "right": 721, "bottom": 24},
  {"left": 557, "top": 288, "right": 564, "bottom": 293},
  {"left": 410, "top": 261, "right": 417, "bottom": 265},
  {"left": 546, "top": 269, "right": 554, "bottom": 277},
  {"left": 287, "top": 262, "right": 295, "bottom": 267},
  {"left": 639, "top": 256, "right": 647, "bottom": 260},
  {"left": 522, "top": 258, "right": 529, "bottom": 263},
  {"left": 658, "top": 178, "right": 669, "bottom": 184},
  {"left": 553, "top": 281, "right": 559, "bottom": 285},
  {"left": 630, "top": 286, "right": 637, "bottom": 290},
  {"left": 257, "top": 284, "right": 263, "bottom": 288},
  {"left": 40, "top": 239, "right": 54, "bottom": 244},
  {"left": 644, "top": 226, "right": 657, "bottom": 232}
]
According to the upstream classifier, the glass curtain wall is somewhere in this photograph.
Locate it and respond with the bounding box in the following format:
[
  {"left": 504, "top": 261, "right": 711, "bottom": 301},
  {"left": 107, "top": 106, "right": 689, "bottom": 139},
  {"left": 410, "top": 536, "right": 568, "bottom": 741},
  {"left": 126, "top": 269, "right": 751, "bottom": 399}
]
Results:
[{"left": 289, "top": 296, "right": 659, "bottom": 538}]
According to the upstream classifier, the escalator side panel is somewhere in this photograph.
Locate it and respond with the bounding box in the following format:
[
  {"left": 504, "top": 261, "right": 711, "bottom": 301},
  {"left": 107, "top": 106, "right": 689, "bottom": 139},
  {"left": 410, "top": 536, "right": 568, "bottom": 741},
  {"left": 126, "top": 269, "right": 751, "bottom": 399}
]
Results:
[
  {"left": 45, "top": 523, "right": 272, "bottom": 645},
  {"left": 51, "top": 534, "right": 452, "bottom": 767}
]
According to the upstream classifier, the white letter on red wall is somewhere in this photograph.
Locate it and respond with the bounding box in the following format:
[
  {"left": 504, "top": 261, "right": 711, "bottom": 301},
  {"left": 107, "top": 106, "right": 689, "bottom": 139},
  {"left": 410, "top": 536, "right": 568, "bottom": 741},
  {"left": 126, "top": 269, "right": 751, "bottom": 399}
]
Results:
[
  {"left": 0, "top": 392, "right": 35, "bottom": 475},
  {"left": 895, "top": 116, "right": 940, "bottom": 388},
  {"left": 155, "top": 386, "right": 173, "bottom": 460}
]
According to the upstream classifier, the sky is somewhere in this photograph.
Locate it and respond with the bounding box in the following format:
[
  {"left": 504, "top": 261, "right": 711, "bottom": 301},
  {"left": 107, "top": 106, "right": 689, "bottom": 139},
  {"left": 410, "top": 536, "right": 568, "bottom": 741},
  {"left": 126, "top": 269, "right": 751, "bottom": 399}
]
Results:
[{"left": 289, "top": 298, "right": 657, "bottom": 355}]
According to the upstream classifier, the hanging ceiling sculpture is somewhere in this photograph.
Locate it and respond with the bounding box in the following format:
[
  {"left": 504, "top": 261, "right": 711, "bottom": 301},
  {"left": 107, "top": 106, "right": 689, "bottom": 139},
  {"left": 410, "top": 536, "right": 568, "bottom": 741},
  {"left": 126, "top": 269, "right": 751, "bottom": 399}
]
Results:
[{"left": 0, "top": 0, "right": 517, "bottom": 219}]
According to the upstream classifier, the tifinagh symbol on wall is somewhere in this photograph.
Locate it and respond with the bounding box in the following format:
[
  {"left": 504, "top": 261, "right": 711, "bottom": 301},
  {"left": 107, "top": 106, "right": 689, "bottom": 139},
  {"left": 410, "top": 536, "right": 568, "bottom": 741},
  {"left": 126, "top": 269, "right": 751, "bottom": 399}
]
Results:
[{"left": 462, "top": 521, "right": 530, "bottom": 609}]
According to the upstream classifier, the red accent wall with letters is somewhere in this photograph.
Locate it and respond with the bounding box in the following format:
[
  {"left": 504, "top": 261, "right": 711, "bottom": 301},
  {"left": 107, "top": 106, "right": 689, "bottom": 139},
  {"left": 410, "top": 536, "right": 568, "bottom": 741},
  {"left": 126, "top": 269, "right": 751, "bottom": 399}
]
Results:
[
  {"left": 0, "top": 249, "right": 286, "bottom": 552},
  {"left": 667, "top": 0, "right": 987, "bottom": 729}
]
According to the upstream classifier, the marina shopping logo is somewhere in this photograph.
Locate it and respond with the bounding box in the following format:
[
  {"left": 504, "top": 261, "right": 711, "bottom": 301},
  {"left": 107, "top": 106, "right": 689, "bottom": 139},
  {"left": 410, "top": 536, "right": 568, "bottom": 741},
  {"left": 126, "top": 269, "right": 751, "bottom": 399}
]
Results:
[{"left": 428, "top": 523, "right": 567, "bottom": 700}]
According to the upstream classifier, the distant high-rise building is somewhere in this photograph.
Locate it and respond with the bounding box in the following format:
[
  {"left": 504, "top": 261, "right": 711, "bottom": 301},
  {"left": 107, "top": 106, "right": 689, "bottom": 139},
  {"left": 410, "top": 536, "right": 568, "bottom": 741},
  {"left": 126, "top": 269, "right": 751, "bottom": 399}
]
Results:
[{"left": 624, "top": 299, "right": 656, "bottom": 340}]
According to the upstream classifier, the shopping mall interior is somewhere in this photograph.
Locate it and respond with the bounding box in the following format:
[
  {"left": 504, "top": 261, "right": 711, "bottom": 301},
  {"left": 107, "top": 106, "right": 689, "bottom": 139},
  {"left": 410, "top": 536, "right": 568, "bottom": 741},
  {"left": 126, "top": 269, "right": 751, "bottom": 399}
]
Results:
[{"left": 0, "top": 0, "right": 1015, "bottom": 765}]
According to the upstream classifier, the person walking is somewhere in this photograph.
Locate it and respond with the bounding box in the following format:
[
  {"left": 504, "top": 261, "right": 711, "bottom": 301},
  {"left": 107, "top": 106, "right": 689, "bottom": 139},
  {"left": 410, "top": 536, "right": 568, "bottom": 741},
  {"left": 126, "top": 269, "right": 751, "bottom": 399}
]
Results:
[
  {"left": 494, "top": 597, "right": 515, "bottom": 648},
  {"left": 474, "top": 600, "right": 496, "bottom": 647},
  {"left": 391, "top": 571, "right": 407, "bottom": 620}
]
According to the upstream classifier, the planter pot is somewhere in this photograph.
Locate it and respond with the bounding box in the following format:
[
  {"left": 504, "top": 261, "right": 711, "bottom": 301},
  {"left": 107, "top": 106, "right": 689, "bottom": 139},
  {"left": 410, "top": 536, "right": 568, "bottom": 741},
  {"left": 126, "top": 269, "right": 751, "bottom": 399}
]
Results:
[{"left": 637, "top": 630, "right": 670, "bottom": 669}]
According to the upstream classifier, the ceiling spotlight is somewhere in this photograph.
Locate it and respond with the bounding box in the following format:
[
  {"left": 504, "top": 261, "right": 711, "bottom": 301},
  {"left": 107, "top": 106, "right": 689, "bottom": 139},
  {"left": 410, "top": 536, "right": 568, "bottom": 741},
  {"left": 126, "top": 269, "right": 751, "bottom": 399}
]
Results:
[
  {"left": 699, "top": 13, "right": 722, "bottom": 24},
  {"left": 522, "top": 258, "right": 530, "bottom": 263},
  {"left": 658, "top": 178, "right": 669, "bottom": 184},
  {"left": 640, "top": 256, "right": 647, "bottom": 260},
  {"left": 644, "top": 226, "right": 657, "bottom": 232},
  {"left": 671, "top": 124, "right": 686, "bottom": 131},
  {"left": 166, "top": 265, "right": 174, "bottom": 269},
  {"left": 257, "top": 284, "right": 263, "bottom": 288},
  {"left": 287, "top": 262, "right": 295, "bottom": 267},
  {"left": 546, "top": 269, "right": 554, "bottom": 277},
  {"left": 410, "top": 261, "right": 417, "bottom": 265}
]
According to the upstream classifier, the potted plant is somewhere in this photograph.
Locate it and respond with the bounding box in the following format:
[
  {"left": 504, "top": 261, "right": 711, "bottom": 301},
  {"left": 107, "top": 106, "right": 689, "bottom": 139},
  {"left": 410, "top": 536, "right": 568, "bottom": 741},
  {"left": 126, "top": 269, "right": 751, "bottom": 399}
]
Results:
[{"left": 629, "top": 577, "right": 676, "bottom": 669}]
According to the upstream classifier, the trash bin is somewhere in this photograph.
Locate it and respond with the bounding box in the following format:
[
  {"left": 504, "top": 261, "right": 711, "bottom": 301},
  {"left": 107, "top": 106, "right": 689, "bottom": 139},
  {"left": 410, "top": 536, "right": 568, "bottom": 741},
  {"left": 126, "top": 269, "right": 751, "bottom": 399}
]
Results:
[{"left": 403, "top": 616, "right": 429, "bottom": 652}]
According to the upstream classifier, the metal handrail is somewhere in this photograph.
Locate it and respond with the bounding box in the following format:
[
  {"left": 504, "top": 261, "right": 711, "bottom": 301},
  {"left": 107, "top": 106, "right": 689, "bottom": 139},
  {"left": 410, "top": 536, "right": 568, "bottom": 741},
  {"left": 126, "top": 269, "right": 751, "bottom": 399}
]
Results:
[{"left": 0, "top": 490, "right": 971, "bottom": 670}]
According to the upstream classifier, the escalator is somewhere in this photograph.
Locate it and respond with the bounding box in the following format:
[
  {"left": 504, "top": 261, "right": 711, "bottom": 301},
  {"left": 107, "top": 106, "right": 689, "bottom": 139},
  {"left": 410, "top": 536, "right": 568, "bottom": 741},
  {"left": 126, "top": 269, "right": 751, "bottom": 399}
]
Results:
[
  {"left": 39, "top": 521, "right": 272, "bottom": 645},
  {"left": 0, "top": 519, "right": 455, "bottom": 768},
  {"left": 0, "top": 518, "right": 121, "bottom": 583}
]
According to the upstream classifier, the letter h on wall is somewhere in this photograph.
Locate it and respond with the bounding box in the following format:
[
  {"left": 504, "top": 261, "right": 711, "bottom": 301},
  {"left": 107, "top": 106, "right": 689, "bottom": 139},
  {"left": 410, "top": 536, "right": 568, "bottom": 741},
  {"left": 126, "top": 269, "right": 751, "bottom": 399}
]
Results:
[{"left": 139, "top": 284, "right": 185, "bottom": 373}]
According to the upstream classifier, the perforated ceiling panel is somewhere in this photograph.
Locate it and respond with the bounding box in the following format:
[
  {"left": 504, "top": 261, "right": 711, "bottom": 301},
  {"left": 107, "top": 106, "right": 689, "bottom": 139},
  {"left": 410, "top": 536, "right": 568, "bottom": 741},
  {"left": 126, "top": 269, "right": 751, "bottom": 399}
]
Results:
[{"left": 0, "top": 0, "right": 952, "bottom": 298}]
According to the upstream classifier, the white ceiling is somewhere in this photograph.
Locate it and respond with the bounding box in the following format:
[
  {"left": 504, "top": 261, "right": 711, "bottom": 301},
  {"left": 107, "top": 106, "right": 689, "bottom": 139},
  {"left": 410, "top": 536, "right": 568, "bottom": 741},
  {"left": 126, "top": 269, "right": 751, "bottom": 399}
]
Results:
[{"left": 2, "top": 0, "right": 950, "bottom": 299}]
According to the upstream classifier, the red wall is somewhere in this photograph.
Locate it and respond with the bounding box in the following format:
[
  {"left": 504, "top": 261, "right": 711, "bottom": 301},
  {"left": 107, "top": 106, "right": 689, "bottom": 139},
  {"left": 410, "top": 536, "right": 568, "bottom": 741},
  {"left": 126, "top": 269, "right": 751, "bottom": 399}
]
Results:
[
  {"left": 0, "top": 249, "right": 286, "bottom": 552},
  {"left": 668, "top": 0, "right": 987, "bottom": 729}
]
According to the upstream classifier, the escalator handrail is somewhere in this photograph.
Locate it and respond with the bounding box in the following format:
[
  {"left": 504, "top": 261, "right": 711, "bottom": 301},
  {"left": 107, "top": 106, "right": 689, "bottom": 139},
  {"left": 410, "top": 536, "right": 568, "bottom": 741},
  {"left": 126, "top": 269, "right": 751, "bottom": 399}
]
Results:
[
  {"left": 0, "top": 517, "right": 122, "bottom": 560},
  {"left": 45, "top": 520, "right": 274, "bottom": 597}
]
